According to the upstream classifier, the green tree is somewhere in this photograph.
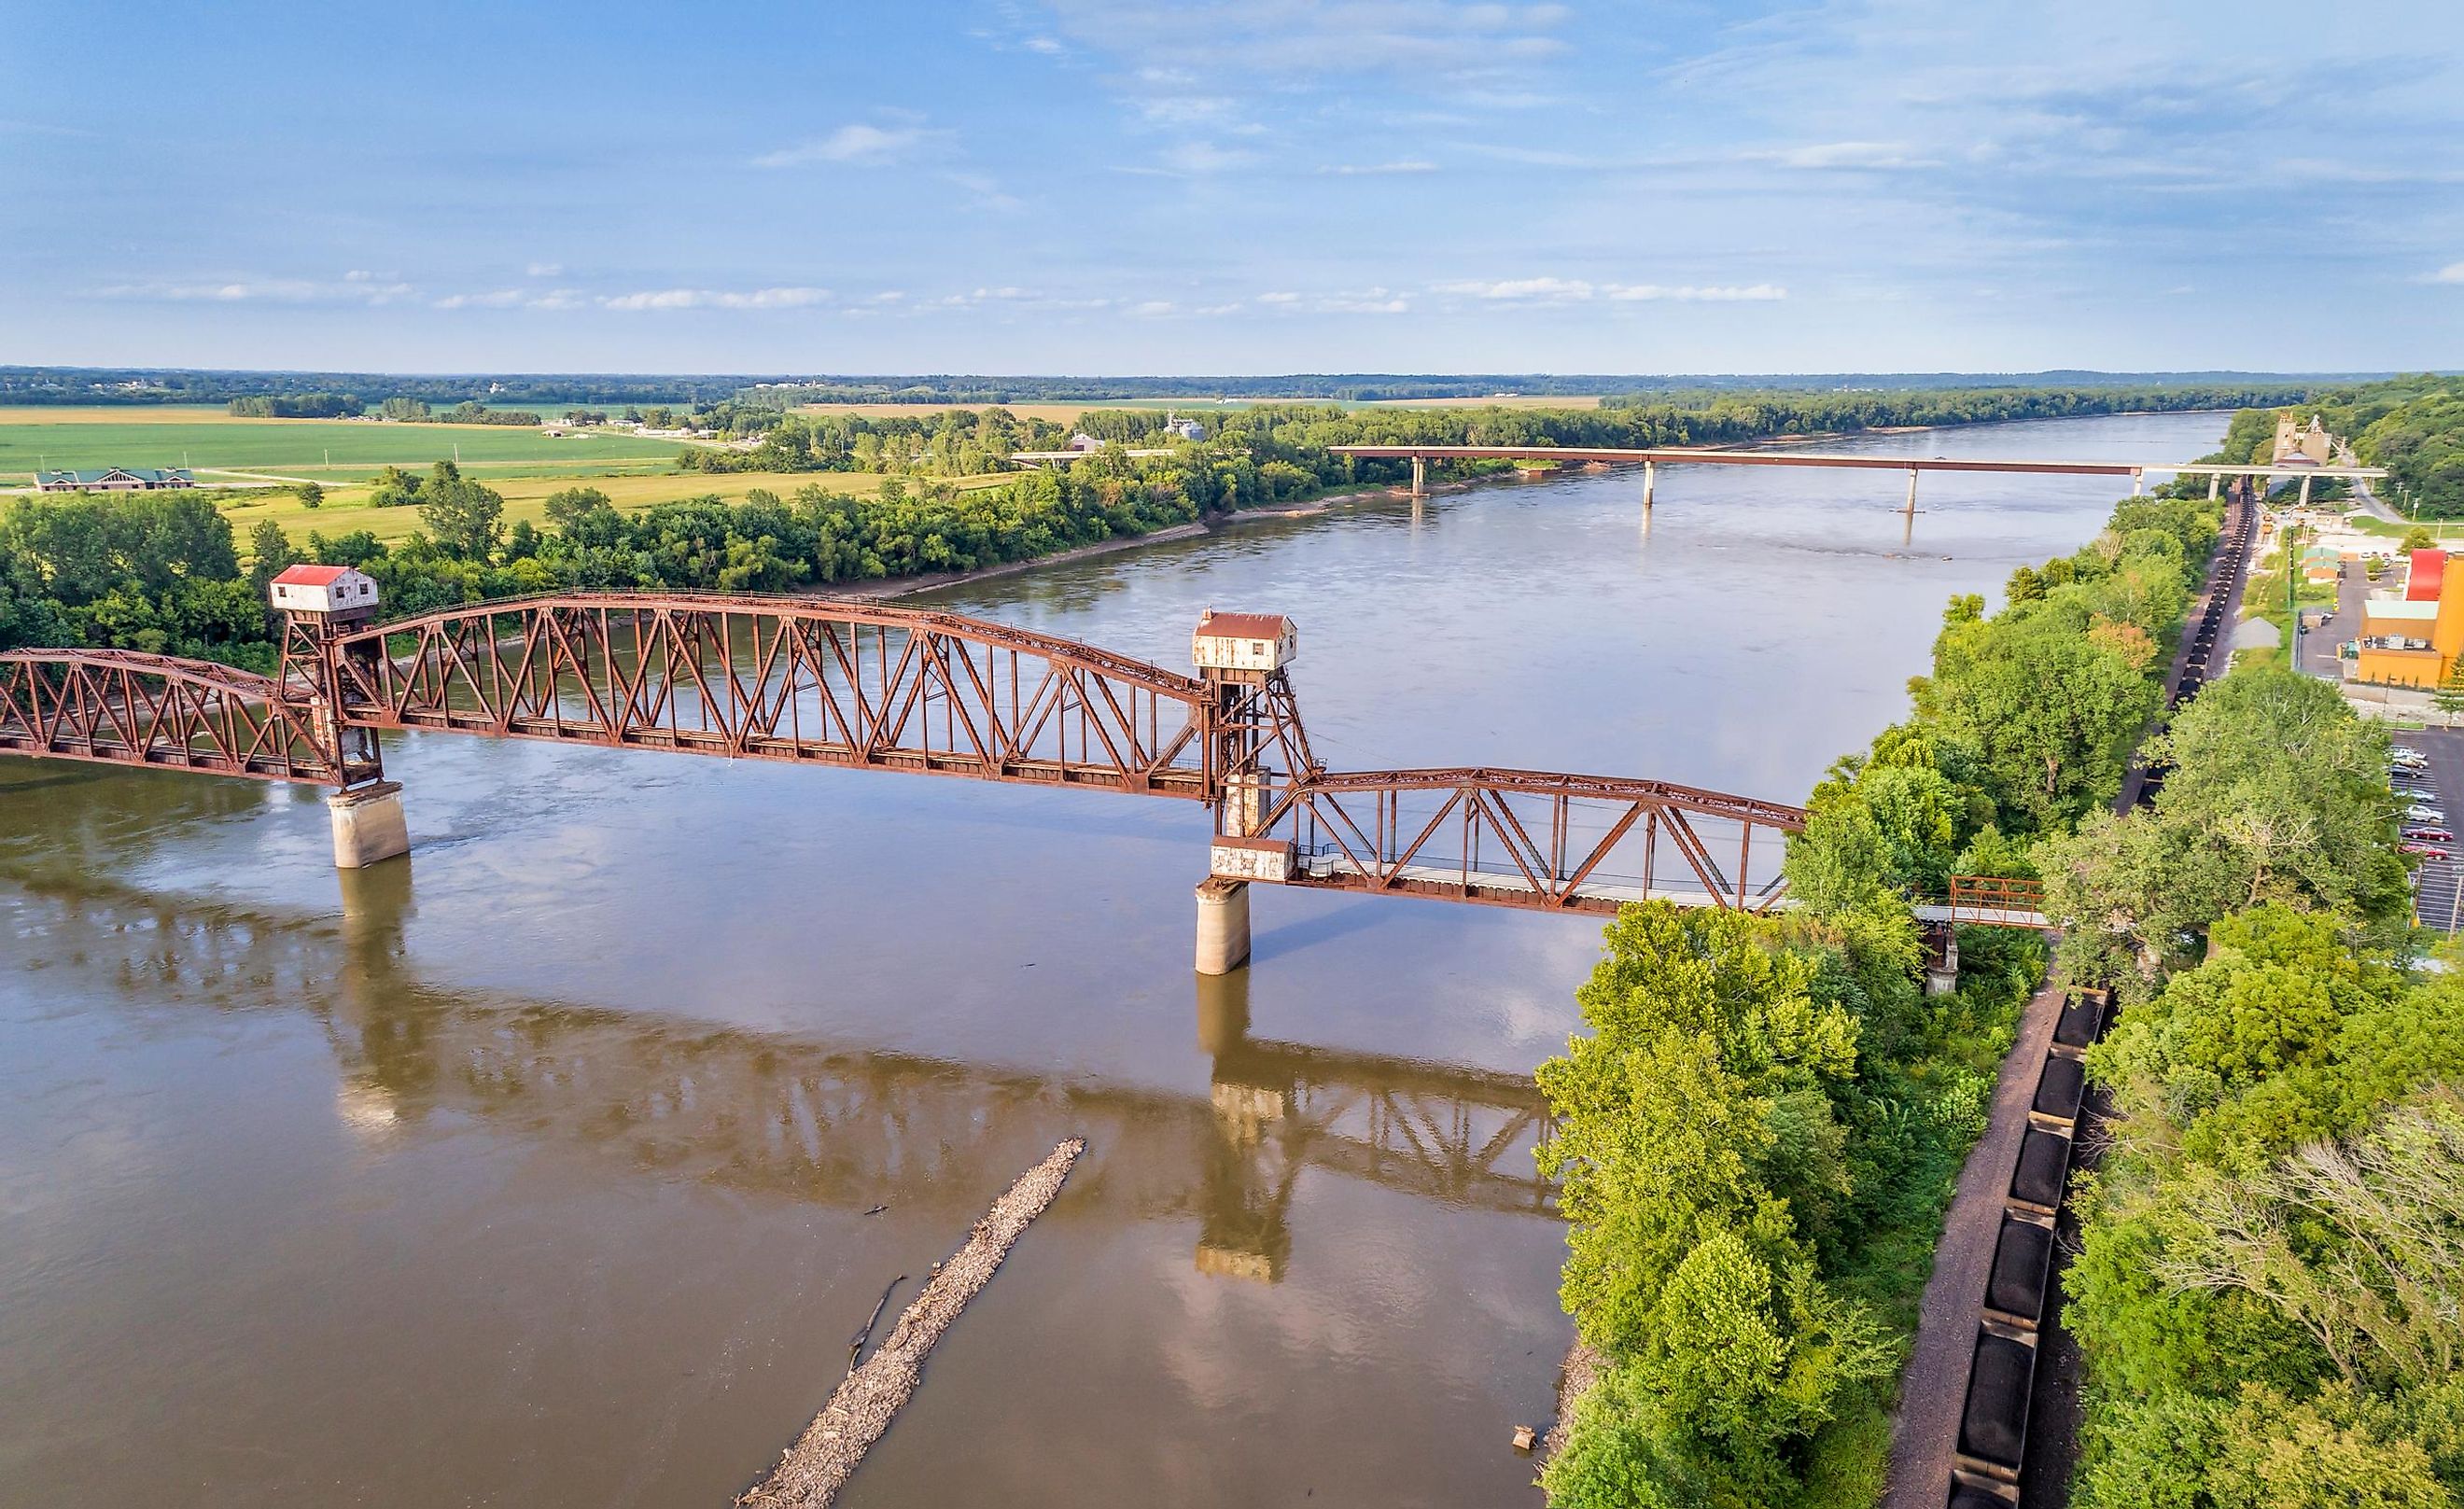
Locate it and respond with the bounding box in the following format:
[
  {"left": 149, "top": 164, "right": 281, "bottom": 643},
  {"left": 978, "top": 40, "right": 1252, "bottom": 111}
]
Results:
[
  {"left": 2437, "top": 658, "right": 2464, "bottom": 718},
  {"left": 415, "top": 462, "right": 506, "bottom": 563},
  {"left": 295, "top": 481, "right": 324, "bottom": 510},
  {"left": 245, "top": 520, "right": 301, "bottom": 604}
]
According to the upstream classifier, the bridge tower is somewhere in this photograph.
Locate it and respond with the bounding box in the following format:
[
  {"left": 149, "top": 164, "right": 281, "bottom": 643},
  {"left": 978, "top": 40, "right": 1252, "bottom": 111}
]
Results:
[
  {"left": 270, "top": 566, "right": 408, "bottom": 870},
  {"left": 1190, "top": 610, "right": 1310, "bottom": 974}
]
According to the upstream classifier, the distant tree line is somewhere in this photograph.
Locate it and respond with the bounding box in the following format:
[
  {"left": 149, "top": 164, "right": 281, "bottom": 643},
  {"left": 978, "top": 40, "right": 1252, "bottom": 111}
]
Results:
[{"left": 226, "top": 393, "right": 364, "bottom": 419}]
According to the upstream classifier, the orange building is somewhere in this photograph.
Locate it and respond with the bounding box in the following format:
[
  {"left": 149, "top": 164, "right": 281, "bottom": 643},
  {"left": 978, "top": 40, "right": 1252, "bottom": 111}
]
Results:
[{"left": 2356, "top": 549, "right": 2464, "bottom": 687}]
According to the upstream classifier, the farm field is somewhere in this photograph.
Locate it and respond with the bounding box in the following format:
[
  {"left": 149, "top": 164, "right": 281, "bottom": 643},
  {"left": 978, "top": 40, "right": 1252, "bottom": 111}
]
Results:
[
  {"left": 217, "top": 468, "right": 1018, "bottom": 550},
  {"left": 0, "top": 406, "right": 689, "bottom": 481}
]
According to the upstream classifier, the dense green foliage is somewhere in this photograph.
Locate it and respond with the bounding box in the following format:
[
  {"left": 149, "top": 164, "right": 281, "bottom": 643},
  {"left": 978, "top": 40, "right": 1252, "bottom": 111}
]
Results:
[
  {"left": 1537, "top": 901, "right": 2037, "bottom": 1509},
  {"left": 2047, "top": 751, "right": 2464, "bottom": 1503},
  {"left": 0, "top": 491, "right": 273, "bottom": 669},
  {"left": 1539, "top": 478, "right": 2226, "bottom": 1507},
  {"left": 2017, "top": 420, "right": 2464, "bottom": 1502},
  {"left": 2303, "top": 375, "right": 2464, "bottom": 516},
  {"left": 2039, "top": 671, "right": 2412, "bottom": 980},
  {"left": 434, "top": 401, "right": 540, "bottom": 426},
  {"left": 227, "top": 392, "right": 363, "bottom": 418}
]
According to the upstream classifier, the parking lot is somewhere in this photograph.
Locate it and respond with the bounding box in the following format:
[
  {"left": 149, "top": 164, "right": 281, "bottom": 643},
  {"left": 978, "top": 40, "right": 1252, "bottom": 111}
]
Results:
[{"left": 2394, "top": 727, "right": 2464, "bottom": 933}]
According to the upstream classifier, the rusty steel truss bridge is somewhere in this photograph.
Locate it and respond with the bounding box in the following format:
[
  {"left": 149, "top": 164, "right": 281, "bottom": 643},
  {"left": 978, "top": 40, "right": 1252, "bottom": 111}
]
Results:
[{"left": 0, "top": 590, "right": 1837, "bottom": 967}]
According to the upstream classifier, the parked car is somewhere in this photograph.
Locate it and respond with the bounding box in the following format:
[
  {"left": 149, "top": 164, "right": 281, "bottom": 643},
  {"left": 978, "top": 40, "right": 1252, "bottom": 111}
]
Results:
[
  {"left": 2408, "top": 804, "right": 2447, "bottom": 823},
  {"left": 2402, "top": 842, "right": 2451, "bottom": 859},
  {"left": 2406, "top": 826, "right": 2455, "bottom": 843}
]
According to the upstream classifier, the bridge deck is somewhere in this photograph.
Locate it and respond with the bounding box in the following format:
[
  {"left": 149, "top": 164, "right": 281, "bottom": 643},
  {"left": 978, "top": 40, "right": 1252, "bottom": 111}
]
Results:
[{"left": 1330, "top": 443, "right": 2385, "bottom": 480}]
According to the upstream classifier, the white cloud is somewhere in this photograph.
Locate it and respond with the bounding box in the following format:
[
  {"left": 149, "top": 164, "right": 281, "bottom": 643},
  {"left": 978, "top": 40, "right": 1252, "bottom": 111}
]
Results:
[
  {"left": 2432, "top": 261, "right": 2464, "bottom": 285},
  {"left": 433, "top": 289, "right": 525, "bottom": 310},
  {"left": 754, "top": 122, "right": 940, "bottom": 168},
  {"left": 97, "top": 274, "right": 413, "bottom": 305},
  {"left": 1024, "top": 35, "right": 1064, "bottom": 54},
  {"left": 599, "top": 286, "right": 832, "bottom": 311},
  {"left": 1435, "top": 275, "right": 1594, "bottom": 302},
  {"left": 525, "top": 261, "right": 564, "bottom": 277},
  {"left": 1318, "top": 159, "right": 1438, "bottom": 175},
  {"left": 1258, "top": 286, "right": 1410, "bottom": 314},
  {"left": 1605, "top": 283, "right": 1787, "bottom": 301},
  {"left": 1040, "top": 0, "right": 1571, "bottom": 77},
  {"left": 943, "top": 170, "right": 1023, "bottom": 211},
  {"left": 1129, "top": 300, "right": 1177, "bottom": 317},
  {"left": 1432, "top": 276, "right": 1785, "bottom": 304},
  {"left": 1158, "top": 140, "right": 1258, "bottom": 175},
  {"left": 1758, "top": 140, "right": 1934, "bottom": 171}
]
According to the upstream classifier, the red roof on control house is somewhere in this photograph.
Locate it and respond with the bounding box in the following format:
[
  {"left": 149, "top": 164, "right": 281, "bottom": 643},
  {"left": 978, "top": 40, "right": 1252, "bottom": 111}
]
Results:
[
  {"left": 2408, "top": 550, "right": 2446, "bottom": 602},
  {"left": 271, "top": 564, "right": 357, "bottom": 586},
  {"left": 1195, "top": 610, "right": 1292, "bottom": 639}
]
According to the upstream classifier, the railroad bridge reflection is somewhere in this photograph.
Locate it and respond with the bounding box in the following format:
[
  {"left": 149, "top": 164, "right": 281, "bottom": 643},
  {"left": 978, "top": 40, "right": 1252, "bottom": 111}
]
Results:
[{"left": 4, "top": 860, "right": 1553, "bottom": 1286}]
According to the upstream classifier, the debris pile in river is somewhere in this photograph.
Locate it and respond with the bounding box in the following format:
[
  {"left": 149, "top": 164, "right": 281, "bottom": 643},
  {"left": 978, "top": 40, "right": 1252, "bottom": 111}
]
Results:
[{"left": 735, "top": 1137, "right": 1087, "bottom": 1509}]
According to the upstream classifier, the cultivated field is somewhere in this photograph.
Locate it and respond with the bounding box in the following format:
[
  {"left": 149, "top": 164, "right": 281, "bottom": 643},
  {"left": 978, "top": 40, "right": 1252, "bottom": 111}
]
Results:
[
  {"left": 0, "top": 406, "right": 688, "bottom": 481},
  {"left": 216, "top": 468, "right": 1017, "bottom": 548}
]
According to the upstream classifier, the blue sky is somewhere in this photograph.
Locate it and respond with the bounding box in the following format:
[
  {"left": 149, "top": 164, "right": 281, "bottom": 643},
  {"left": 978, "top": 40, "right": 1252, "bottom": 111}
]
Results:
[{"left": 6, "top": 0, "right": 2460, "bottom": 375}]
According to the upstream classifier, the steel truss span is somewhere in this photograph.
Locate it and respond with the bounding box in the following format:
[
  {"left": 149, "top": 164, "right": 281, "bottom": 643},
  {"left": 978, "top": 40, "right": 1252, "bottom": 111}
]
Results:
[
  {"left": 327, "top": 593, "right": 1215, "bottom": 798},
  {"left": 1256, "top": 766, "right": 1802, "bottom": 915},
  {"left": 0, "top": 648, "right": 357, "bottom": 785},
  {"left": 2, "top": 592, "right": 1812, "bottom": 916}
]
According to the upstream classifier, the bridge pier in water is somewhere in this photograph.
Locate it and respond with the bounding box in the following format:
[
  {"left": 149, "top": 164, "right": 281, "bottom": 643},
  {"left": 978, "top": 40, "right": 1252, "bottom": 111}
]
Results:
[
  {"left": 1195, "top": 878, "right": 1252, "bottom": 975},
  {"left": 328, "top": 781, "right": 410, "bottom": 869}
]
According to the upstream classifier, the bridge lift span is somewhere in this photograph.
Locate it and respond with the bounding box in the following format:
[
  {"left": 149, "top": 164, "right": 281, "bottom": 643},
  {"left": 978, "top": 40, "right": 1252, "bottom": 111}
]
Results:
[{"left": 0, "top": 580, "right": 2034, "bottom": 974}]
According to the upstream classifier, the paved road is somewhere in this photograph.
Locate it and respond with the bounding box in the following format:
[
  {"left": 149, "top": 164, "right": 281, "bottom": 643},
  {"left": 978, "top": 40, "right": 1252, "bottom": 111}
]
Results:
[{"left": 2303, "top": 559, "right": 2360, "bottom": 680}]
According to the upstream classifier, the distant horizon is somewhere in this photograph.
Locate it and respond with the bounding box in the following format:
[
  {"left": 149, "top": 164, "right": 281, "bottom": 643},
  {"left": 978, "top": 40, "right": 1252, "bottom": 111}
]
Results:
[{"left": 0, "top": 363, "right": 2419, "bottom": 388}]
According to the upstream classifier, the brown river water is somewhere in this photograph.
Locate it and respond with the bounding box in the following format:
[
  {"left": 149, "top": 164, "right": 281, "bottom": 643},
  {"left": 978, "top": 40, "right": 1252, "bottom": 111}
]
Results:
[{"left": 0, "top": 412, "right": 2224, "bottom": 1508}]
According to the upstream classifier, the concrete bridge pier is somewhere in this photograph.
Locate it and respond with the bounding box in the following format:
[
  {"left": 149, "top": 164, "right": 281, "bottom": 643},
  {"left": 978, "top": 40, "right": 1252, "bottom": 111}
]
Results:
[
  {"left": 329, "top": 781, "right": 411, "bottom": 869},
  {"left": 1409, "top": 454, "right": 1427, "bottom": 500},
  {"left": 2208, "top": 472, "right": 2220, "bottom": 501},
  {"left": 1902, "top": 467, "right": 1919, "bottom": 520},
  {"left": 2132, "top": 468, "right": 2145, "bottom": 496},
  {"left": 1643, "top": 458, "right": 1656, "bottom": 514},
  {"left": 1195, "top": 877, "right": 1252, "bottom": 975},
  {"left": 1923, "top": 926, "right": 1960, "bottom": 997}
]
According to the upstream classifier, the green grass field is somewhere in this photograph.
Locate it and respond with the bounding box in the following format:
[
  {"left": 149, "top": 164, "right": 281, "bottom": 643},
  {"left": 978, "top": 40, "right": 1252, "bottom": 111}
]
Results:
[
  {"left": 217, "top": 467, "right": 1020, "bottom": 550},
  {"left": 0, "top": 405, "right": 688, "bottom": 482}
]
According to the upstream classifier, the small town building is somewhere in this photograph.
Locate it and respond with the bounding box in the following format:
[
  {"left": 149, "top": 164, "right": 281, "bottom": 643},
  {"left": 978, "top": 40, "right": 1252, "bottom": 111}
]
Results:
[
  {"left": 35, "top": 467, "right": 194, "bottom": 492},
  {"left": 268, "top": 563, "right": 381, "bottom": 617},
  {"left": 2356, "top": 548, "right": 2464, "bottom": 687},
  {"left": 2273, "top": 413, "right": 2334, "bottom": 467},
  {"left": 1067, "top": 431, "right": 1104, "bottom": 453}
]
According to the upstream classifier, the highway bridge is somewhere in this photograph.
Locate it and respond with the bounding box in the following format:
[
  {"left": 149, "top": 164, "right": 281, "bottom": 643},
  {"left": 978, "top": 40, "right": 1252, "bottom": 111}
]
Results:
[{"left": 1329, "top": 442, "right": 2385, "bottom": 514}]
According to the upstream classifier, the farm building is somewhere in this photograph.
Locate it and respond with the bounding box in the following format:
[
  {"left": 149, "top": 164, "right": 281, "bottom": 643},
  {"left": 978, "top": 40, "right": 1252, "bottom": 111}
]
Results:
[
  {"left": 35, "top": 467, "right": 194, "bottom": 492},
  {"left": 268, "top": 564, "right": 381, "bottom": 617}
]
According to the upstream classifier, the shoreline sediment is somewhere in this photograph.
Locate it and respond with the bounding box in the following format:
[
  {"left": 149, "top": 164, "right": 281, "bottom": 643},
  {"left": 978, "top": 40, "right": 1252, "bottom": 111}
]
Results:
[{"left": 735, "top": 1138, "right": 1087, "bottom": 1509}]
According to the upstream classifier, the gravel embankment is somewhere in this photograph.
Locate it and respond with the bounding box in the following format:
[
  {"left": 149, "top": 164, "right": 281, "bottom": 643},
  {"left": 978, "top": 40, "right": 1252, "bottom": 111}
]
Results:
[{"left": 736, "top": 1138, "right": 1087, "bottom": 1509}]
